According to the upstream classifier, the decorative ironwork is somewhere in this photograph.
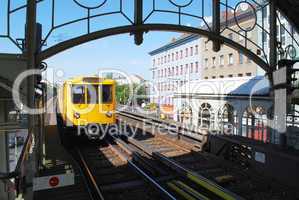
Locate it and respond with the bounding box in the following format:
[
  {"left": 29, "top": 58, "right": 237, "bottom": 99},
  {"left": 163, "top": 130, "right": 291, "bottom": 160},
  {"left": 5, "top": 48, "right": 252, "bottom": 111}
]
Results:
[
  {"left": 0, "top": 0, "right": 43, "bottom": 51},
  {"left": 0, "top": 0, "right": 299, "bottom": 72},
  {"left": 233, "top": 1, "right": 257, "bottom": 32}
]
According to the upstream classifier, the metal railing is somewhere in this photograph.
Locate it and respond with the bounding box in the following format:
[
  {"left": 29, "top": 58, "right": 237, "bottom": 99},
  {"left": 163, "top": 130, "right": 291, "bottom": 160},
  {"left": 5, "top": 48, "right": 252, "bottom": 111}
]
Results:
[{"left": 0, "top": 126, "right": 33, "bottom": 197}]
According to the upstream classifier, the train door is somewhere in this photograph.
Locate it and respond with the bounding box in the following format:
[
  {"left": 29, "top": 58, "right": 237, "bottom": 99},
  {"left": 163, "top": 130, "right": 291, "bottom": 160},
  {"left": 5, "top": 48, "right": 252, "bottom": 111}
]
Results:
[{"left": 86, "top": 84, "right": 100, "bottom": 123}]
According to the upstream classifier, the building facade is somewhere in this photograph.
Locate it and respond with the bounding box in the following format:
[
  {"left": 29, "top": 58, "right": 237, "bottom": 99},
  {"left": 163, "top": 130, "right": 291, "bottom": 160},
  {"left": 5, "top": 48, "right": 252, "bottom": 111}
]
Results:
[
  {"left": 201, "top": 9, "right": 264, "bottom": 79},
  {"left": 173, "top": 76, "right": 275, "bottom": 143},
  {"left": 149, "top": 34, "right": 202, "bottom": 107},
  {"left": 257, "top": 3, "right": 299, "bottom": 61}
]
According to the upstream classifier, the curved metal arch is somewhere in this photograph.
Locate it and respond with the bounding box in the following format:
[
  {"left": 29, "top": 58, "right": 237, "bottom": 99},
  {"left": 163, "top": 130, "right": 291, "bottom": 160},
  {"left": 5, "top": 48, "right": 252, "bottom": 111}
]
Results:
[{"left": 37, "top": 24, "right": 270, "bottom": 73}]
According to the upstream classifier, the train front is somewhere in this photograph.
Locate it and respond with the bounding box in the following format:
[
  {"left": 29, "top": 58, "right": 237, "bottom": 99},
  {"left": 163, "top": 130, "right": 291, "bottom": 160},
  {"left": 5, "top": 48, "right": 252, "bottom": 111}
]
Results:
[{"left": 70, "top": 78, "right": 116, "bottom": 139}]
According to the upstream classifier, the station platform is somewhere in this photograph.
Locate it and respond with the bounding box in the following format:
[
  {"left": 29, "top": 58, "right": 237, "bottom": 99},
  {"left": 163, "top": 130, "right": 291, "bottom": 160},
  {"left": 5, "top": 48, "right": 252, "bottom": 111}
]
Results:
[{"left": 33, "top": 125, "right": 91, "bottom": 200}]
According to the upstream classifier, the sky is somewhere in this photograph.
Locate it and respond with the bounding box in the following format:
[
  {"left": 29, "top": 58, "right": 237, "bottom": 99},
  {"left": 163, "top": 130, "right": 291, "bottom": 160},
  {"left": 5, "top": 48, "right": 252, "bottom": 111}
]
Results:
[
  {"left": 45, "top": 31, "right": 180, "bottom": 80},
  {"left": 0, "top": 0, "right": 244, "bottom": 80}
]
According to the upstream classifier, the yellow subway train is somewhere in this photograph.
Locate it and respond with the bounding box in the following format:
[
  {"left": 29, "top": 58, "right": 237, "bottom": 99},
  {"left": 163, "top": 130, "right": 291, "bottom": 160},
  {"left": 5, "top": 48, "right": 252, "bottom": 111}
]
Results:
[{"left": 56, "top": 76, "right": 116, "bottom": 140}]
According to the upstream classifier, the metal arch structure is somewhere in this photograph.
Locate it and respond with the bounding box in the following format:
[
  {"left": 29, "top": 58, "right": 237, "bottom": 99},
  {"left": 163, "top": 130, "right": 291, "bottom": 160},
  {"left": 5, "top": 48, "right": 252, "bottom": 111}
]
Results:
[
  {"left": 37, "top": 24, "right": 270, "bottom": 71},
  {"left": 1, "top": 0, "right": 299, "bottom": 72}
]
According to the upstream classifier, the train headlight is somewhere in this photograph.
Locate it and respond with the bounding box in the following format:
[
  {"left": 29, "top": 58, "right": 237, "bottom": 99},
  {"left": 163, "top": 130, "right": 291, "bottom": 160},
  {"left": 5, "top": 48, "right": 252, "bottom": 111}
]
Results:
[
  {"left": 105, "top": 111, "right": 112, "bottom": 118},
  {"left": 74, "top": 112, "right": 80, "bottom": 119}
]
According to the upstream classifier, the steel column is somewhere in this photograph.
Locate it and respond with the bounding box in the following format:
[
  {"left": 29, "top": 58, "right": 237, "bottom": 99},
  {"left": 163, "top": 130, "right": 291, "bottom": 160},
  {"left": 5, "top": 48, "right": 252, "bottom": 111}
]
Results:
[
  {"left": 269, "top": 0, "right": 287, "bottom": 147},
  {"left": 134, "top": 0, "right": 143, "bottom": 45},
  {"left": 212, "top": 0, "right": 221, "bottom": 52},
  {"left": 0, "top": 102, "right": 10, "bottom": 200},
  {"left": 269, "top": 0, "right": 277, "bottom": 69},
  {"left": 24, "top": 0, "right": 37, "bottom": 199}
]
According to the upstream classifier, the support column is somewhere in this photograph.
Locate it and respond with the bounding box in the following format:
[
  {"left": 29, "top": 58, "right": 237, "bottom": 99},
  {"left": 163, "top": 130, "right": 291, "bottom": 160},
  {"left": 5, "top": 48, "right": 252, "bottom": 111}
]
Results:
[
  {"left": 272, "top": 67, "right": 287, "bottom": 147},
  {"left": 237, "top": 113, "right": 243, "bottom": 137},
  {"left": 24, "top": 1, "right": 37, "bottom": 199},
  {"left": 0, "top": 101, "right": 9, "bottom": 200},
  {"left": 212, "top": 0, "right": 221, "bottom": 52},
  {"left": 269, "top": 0, "right": 277, "bottom": 70}
]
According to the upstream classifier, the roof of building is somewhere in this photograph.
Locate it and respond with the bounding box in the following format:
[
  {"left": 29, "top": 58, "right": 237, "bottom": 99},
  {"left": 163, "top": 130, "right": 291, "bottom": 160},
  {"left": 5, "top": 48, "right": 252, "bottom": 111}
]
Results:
[
  {"left": 177, "top": 76, "right": 270, "bottom": 96},
  {"left": 149, "top": 34, "right": 200, "bottom": 56}
]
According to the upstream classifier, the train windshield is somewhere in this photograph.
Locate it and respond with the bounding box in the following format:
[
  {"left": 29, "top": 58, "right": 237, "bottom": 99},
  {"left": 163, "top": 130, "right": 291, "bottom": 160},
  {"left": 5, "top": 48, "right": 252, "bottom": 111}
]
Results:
[
  {"left": 101, "top": 85, "right": 112, "bottom": 103},
  {"left": 87, "top": 85, "right": 99, "bottom": 104},
  {"left": 72, "top": 85, "right": 85, "bottom": 104}
]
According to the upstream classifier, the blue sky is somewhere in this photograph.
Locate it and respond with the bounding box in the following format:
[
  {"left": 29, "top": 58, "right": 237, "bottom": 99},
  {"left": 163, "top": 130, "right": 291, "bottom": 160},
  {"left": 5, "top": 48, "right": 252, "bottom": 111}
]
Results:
[{"left": 45, "top": 31, "right": 180, "bottom": 80}]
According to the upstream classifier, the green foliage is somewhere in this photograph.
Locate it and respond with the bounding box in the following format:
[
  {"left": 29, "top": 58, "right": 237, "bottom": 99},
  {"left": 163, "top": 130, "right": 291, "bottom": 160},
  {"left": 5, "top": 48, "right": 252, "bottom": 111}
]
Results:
[{"left": 115, "top": 83, "right": 149, "bottom": 105}]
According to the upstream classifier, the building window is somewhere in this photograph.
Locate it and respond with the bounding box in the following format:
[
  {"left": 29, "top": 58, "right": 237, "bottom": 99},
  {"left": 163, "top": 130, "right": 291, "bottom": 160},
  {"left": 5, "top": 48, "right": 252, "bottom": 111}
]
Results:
[
  {"left": 239, "top": 30, "right": 245, "bottom": 41},
  {"left": 153, "top": 59, "right": 155, "bottom": 66},
  {"left": 164, "top": 56, "right": 167, "bottom": 63},
  {"left": 195, "top": 45, "right": 199, "bottom": 55},
  {"left": 220, "top": 55, "right": 224, "bottom": 66},
  {"left": 180, "top": 50, "right": 183, "bottom": 59},
  {"left": 246, "top": 72, "right": 252, "bottom": 76},
  {"left": 172, "top": 67, "right": 175, "bottom": 76},
  {"left": 280, "top": 24, "right": 286, "bottom": 46},
  {"left": 247, "top": 57, "right": 251, "bottom": 63},
  {"left": 176, "top": 52, "right": 178, "bottom": 60},
  {"left": 195, "top": 62, "right": 199, "bottom": 72},
  {"left": 153, "top": 71, "right": 155, "bottom": 79},
  {"left": 246, "top": 28, "right": 252, "bottom": 38},
  {"left": 228, "top": 74, "right": 233, "bottom": 77},
  {"left": 262, "top": 6, "right": 267, "bottom": 19},
  {"left": 190, "top": 47, "right": 193, "bottom": 56},
  {"left": 262, "top": 31, "right": 268, "bottom": 46},
  {"left": 204, "top": 41, "right": 208, "bottom": 51},
  {"left": 212, "top": 76, "right": 216, "bottom": 79},
  {"left": 212, "top": 57, "right": 216, "bottom": 67},
  {"left": 172, "top": 53, "right": 174, "bottom": 61},
  {"left": 168, "top": 54, "right": 170, "bottom": 63},
  {"left": 228, "top": 33, "right": 233, "bottom": 40},
  {"left": 239, "top": 52, "right": 244, "bottom": 64},
  {"left": 205, "top": 58, "right": 208, "bottom": 68},
  {"left": 204, "top": 77, "right": 208, "bottom": 79},
  {"left": 238, "top": 73, "right": 243, "bottom": 77},
  {"left": 185, "top": 64, "right": 189, "bottom": 74},
  {"left": 180, "top": 65, "right": 183, "bottom": 75},
  {"left": 158, "top": 58, "right": 160, "bottom": 65},
  {"left": 190, "top": 63, "right": 193, "bottom": 73},
  {"left": 176, "top": 66, "right": 179, "bottom": 75},
  {"left": 219, "top": 75, "right": 224, "bottom": 78},
  {"left": 228, "top": 53, "right": 234, "bottom": 65},
  {"left": 164, "top": 68, "right": 167, "bottom": 77},
  {"left": 185, "top": 48, "right": 188, "bottom": 57}
]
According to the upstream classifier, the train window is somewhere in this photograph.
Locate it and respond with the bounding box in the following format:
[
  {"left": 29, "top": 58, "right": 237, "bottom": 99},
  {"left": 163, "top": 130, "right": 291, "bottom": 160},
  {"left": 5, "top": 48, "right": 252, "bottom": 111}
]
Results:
[
  {"left": 101, "top": 85, "right": 112, "bottom": 103},
  {"left": 72, "top": 85, "right": 85, "bottom": 104},
  {"left": 87, "top": 85, "right": 99, "bottom": 104}
]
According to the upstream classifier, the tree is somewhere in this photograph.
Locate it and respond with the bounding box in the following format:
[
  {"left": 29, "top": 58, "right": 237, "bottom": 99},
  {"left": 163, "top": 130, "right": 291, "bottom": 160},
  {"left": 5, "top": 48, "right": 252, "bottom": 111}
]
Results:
[{"left": 115, "top": 83, "right": 149, "bottom": 105}]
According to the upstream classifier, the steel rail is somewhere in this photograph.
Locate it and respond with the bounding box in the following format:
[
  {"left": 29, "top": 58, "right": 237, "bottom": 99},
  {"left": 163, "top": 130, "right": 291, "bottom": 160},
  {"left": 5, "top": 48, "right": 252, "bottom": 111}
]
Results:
[
  {"left": 153, "top": 152, "right": 244, "bottom": 200},
  {"left": 114, "top": 111, "right": 245, "bottom": 200},
  {"left": 72, "top": 148, "right": 105, "bottom": 200},
  {"left": 117, "top": 110, "right": 208, "bottom": 143},
  {"left": 107, "top": 140, "right": 178, "bottom": 200},
  {"left": 121, "top": 135, "right": 244, "bottom": 200}
]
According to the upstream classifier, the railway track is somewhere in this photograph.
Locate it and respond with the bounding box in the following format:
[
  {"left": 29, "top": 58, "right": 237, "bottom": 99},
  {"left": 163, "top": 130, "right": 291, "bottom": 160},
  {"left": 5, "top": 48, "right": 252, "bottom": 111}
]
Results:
[
  {"left": 116, "top": 110, "right": 298, "bottom": 200},
  {"left": 70, "top": 138, "right": 178, "bottom": 200},
  {"left": 112, "top": 135, "right": 243, "bottom": 200},
  {"left": 69, "top": 134, "right": 242, "bottom": 200}
]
